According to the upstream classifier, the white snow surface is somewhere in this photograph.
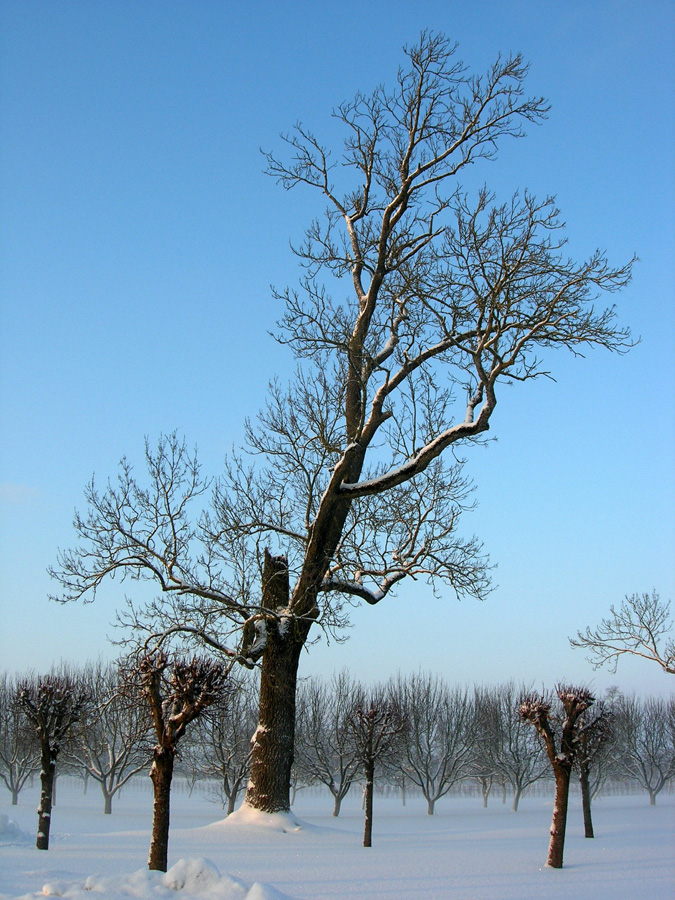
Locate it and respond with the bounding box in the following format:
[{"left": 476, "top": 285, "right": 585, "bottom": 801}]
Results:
[{"left": 0, "top": 778, "right": 673, "bottom": 900}]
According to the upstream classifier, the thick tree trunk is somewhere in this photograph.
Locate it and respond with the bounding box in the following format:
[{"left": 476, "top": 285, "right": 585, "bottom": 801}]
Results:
[
  {"left": 36, "top": 752, "right": 56, "bottom": 851},
  {"left": 426, "top": 796, "right": 436, "bottom": 815},
  {"left": 103, "top": 790, "right": 113, "bottom": 815},
  {"left": 363, "top": 759, "right": 374, "bottom": 847},
  {"left": 546, "top": 767, "right": 571, "bottom": 868},
  {"left": 245, "top": 630, "right": 303, "bottom": 813},
  {"left": 579, "top": 763, "right": 594, "bottom": 838},
  {"left": 148, "top": 748, "right": 174, "bottom": 872},
  {"left": 332, "top": 793, "right": 342, "bottom": 817},
  {"left": 11, "top": 788, "right": 19, "bottom": 805},
  {"left": 649, "top": 790, "right": 656, "bottom": 806}
]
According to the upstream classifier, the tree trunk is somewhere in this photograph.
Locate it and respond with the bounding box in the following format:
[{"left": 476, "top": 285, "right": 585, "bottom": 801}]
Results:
[
  {"left": 245, "top": 551, "right": 311, "bottom": 815},
  {"left": 226, "top": 790, "right": 237, "bottom": 816},
  {"left": 649, "top": 789, "right": 656, "bottom": 806},
  {"left": 332, "top": 793, "right": 343, "bottom": 817},
  {"left": 36, "top": 745, "right": 56, "bottom": 851},
  {"left": 427, "top": 796, "right": 436, "bottom": 815},
  {"left": 103, "top": 790, "right": 113, "bottom": 815},
  {"left": 244, "top": 629, "right": 303, "bottom": 813},
  {"left": 512, "top": 786, "right": 521, "bottom": 812},
  {"left": 363, "top": 759, "right": 374, "bottom": 848},
  {"left": 546, "top": 766, "right": 571, "bottom": 868},
  {"left": 11, "top": 787, "right": 19, "bottom": 805},
  {"left": 401, "top": 774, "right": 406, "bottom": 807},
  {"left": 579, "top": 762, "right": 594, "bottom": 838},
  {"left": 148, "top": 748, "right": 174, "bottom": 872}
]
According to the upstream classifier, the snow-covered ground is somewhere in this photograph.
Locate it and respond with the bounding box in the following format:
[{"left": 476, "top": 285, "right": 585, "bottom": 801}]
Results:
[{"left": 0, "top": 778, "right": 673, "bottom": 900}]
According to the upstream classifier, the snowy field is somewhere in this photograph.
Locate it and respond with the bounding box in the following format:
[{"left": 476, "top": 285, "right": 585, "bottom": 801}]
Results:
[{"left": 1, "top": 778, "right": 673, "bottom": 900}]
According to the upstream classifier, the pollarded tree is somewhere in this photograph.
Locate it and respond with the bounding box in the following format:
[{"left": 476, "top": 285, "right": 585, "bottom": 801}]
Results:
[
  {"left": 395, "top": 673, "right": 474, "bottom": 815},
  {"left": 0, "top": 672, "right": 39, "bottom": 806},
  {"left": 571, "top": 591, "right": 674, "bottom": 676},
  {"left": 17, "top": 672, "right": 89, "bottom": 850},
  {"left": 520, "top": 685, "right": 598, "bottom": 868},
  {"left": 68, "top": 661, "right": 151, "bottom": 814},
  {"left": 51, "top": 32, "right": 633, "bottom": 816},
  {"left": 137, "top": 652, "right": 226, "bottom": 872},
  {"left": 349, "top": 687, "right": 407, "bottom": 847}
]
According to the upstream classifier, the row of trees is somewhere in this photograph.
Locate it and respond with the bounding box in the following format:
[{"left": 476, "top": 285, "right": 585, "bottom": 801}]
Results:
[{"left": 2, "top": 665, "right": 673, "bottom": 863}]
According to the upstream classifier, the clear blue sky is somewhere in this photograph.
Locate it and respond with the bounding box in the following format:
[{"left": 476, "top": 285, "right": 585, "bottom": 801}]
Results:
[{"left": 1, "top": 0, "right": 673, "bottom": 698}]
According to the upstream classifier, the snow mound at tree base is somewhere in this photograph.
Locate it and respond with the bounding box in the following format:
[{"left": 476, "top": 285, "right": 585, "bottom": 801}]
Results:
[
  {"left": 216, "top": 804, "right": 303, "bottom": 833},
  {"left": 37, "top": 857, "right": 294, "bottom": 900}
]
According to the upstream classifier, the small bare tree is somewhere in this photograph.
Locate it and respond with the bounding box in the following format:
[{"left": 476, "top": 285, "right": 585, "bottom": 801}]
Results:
[
  {"left": 0, "top": 672, "right": 39, "bottom": 805},
  {"left": 571, "top": 591, "right": 674, "bottom": 675},
  {"left": 350, "top": 688, "right": 406, "bottom": 847},
  {"left": 612, "top": 693, "right": 675, "bottom": 805},
  {"left": 395, "top": 673, "right": 474, "bottom": 815},
  {"left": 69, "top": 662, "right": 151, "bottom": 814},
  {"left": 295, "top": 672, "right": 363, "bottom": 816},
  {"left": 137, "top": 652, "right": 226, "bottom": 871},
  {"left": 575, "top": 702, "right": 613, "bottom": 838},
  {"left": 17, "top": 673, "right": 89, "bottom": 850},
  {"left": 519, "top": 685, "right": 596, "bottom": 868}
]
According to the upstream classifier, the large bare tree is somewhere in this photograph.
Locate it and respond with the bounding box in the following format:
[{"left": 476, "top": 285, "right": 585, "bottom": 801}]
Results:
[{"left": 51, "top": 32, "right": 633, "bottom": 815}]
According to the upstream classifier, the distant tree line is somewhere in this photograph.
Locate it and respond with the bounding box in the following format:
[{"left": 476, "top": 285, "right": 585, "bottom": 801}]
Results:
[{"left": 1, "top": 666, "right": 673, "bottom": 865}]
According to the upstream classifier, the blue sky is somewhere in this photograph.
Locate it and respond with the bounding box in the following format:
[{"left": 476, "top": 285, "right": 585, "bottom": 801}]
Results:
[{"left": 1, "top": 0, "right": 673, "bottom": 697}]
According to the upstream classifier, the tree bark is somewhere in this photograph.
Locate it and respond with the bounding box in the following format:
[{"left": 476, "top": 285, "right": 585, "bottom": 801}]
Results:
[
  {"left": 36, "top": 750, "right": 56, "bottom": 851},
  {"left": 579, "top": 762, "right": 594, "bottom": 838},
  {"left": 547, "top": 767, "right": 571, "bottom": 868},
  {"left": 511, "top": 786, "right": 521, "bottom": 812},
  {"left": 148, "top": 748, "right": 174, "bottom": 872},
  {"left": 363, "top": 759, "right": 374, "bottom": 848},
  {"left": 332, "top": 793, "right": 343, "bottom": 817},
  {"left": 427, "top": 796, "right": 436, "bottom": 816},
  {"left": 103, "top": 790, "right": 113, "bottom": 815}
]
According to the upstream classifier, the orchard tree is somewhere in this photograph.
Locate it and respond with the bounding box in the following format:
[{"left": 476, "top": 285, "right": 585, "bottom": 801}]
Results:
[
  {"left": 571, "top": 591, "right": 674, "bottom": 675},
  {"left": 612, "top": 693, "right": 675, "bottom": 805},
  {"left": 18, "top": 673, "right": 89, "bottom": 850},
  {"left": 0, "top": 672, "right": 39, "bottom": 805},
  {"left": 295, "top": 672, "right": 363, "bottom": 816},
  {"left": 575, "top": 701, "right": 613, "bottom": 838},
  {"left": 69, "top": 662, "right": 151, "bottom": 814},
  {"left": 51, "top": 31, "right": 633, "bottom": 815},
  {"left": 520, "top": 686, "right": 596, "bottom": 868},
  {"left": 395, "top": 673, "right": 474, "bottom": 815},
  {"left": 349, "top": 688, "right": 406, "bottom": 847},
  {"left": 137, "top": 652, "right": 226, "bottom": 872}
]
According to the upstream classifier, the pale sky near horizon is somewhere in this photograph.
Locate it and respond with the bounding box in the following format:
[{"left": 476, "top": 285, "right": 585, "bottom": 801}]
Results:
[{"left": 1, "top": 0, "right": 674, "bottom": 699}]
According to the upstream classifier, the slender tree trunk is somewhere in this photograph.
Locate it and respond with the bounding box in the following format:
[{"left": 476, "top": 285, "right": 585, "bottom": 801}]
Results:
[
  {"left": 103, "top": 789, "right": 113, "bottom": 815},
  {"left": 649, "top": 789, "right": 656, "bottom": 806},
  {"left": 363, "top": 759, "right": 374, "bottom": 848},
  {"left": 226, "top": 790, "right": 237, "bottom": 816},
  {"left": 512, "top": 785, "right": 521, "bottom": 812},
  {"left": 547, "top": 767, "right": 571, "bottom": 868},
  {"left": 400, "top": 773, "right": 406, "bottom": 807},
  {"left": 36, "top": 745, "right": 56, "bottom": 850},
  {"left": 148, "top": 748, "right": 175, "bottom": 872},
  {"left": 332, "top": 793, "right": 343, "bottom": 817},
  {"left": 11, "top": 787, "right": 19, "bottom": 805},
  {"left": 427, "top": 796, "right": 435, "bottom": 816},
  {"left": 579, "top": 762, "right": 594, "bottom": 838}
]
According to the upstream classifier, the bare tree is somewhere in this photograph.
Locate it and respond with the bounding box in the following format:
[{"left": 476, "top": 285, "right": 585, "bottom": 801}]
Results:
[
  {"left": 295, "top": 672, "right": 363, "bottom": 816},
  {"left": 51, "top": 31, "right": 633, "bottom": 815},
  {"left": 395, "top": 673, "right": 474, "bottom": 814},
  {"left": 575, "top": 701, "right": 613, "bottom": 838},
  {"left": 520, "top": 685, "right": 597, "bottom": 868},
  {"left": 137, "top": 652, "right": 226, "bottom": 871},
  {"left": 350, "top": 687, "right": 406, "bottom": 847},
  {"left": 571, "top": 591, "right": 674, "bottom": 675},
  {"left": 17, "top": 673, "right": 89, "bottom": 850},
  {"left": 489, "top": 681, "right": 548, "bottom": 811},
  {"left": 0, "top": 672, "right": 39, "bottom": 805},
  {"left": 612, "top": 693, "right": 675, "bottom": 805},
  {"left": 69, "top": 662, "right": 151, "bottom": 814},
  {"left": 190, "top": 673, "right": 258, "bottom": 814}
]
